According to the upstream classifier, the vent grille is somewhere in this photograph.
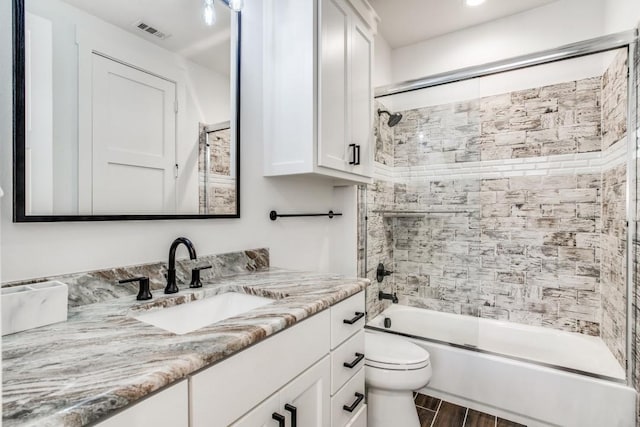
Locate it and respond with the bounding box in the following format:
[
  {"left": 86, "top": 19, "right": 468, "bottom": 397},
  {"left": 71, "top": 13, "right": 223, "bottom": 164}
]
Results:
[{"left": 133, "top": 20, "right": 170, "bottom": 40}]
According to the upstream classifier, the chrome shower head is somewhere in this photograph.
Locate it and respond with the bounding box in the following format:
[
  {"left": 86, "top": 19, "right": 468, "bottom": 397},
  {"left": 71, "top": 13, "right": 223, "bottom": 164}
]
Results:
[{"left": 377, "top": 109, "right": 403, "bottom": 127}]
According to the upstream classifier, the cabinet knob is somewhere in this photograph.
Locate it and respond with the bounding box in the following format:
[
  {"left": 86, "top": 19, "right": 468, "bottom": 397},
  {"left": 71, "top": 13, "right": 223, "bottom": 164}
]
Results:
[
  {"left": 343, "top": 392, "right": 365, "bottom": 413},
  {"left": 272, "top": 412, "right": 285, "bottom": 427},
  {"left": 284, "top": 404, "right": 297, "bottom": 427},
  {"left": 343, "top": 312, "right": 364, "bottom": 325},
  {"left": 343, "top": 352, "right": 365, "bottom": 369}
]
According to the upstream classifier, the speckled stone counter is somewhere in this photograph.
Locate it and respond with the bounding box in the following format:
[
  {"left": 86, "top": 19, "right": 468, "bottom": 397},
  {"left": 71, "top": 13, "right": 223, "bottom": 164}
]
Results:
[{"left": 2, "top": 251, "right": 368, "bottom": 427}]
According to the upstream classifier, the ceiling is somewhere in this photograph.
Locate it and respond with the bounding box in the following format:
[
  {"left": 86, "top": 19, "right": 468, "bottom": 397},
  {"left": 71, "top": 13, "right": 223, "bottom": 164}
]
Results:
[
  {"left": 370, "top": 0, "right": 559, "bottom": 49},
  {"left": 61, "top": 0, "right": 231, "bottom": 76}
]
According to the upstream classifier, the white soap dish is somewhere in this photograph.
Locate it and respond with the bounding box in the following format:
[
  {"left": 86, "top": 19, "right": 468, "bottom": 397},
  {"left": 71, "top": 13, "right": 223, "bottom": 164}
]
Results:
[{"left": 2, "top": 280, "right": 69, "bottom": 336}]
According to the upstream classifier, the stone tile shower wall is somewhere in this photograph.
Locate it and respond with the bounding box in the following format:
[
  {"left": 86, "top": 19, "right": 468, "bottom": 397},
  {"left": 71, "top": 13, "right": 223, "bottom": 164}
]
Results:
[
  {"left": 393, "top": 174, "right": 603, "bottom": 334},
  {"left": 363, "top": 50, "right": 631, "bottom": 355},
  {"left": 198, "top": 125, "right": 237, "bottom": 214},
  {"left": 361, "top": 101, "right": 397, "bottom": 319},
  {"left": 393, "top": 78, "right": 602, "bottom": 167},
  {"left": 600, "top": 50, "right": 629, "bottom": 366},
  {"left": 363, "top": 179, "right": 395, "bottom": 319},
  {"left": 631, "top": 37, "right": 640, "bottom": 422},
  {"left": 601, "top": 163, "right": 627, "bottom": 364}
]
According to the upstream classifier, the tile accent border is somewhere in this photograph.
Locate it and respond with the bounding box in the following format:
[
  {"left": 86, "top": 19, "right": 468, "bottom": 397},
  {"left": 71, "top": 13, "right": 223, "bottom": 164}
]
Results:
[{"left": 375, "top": 137, "right": 627, "bottom": 183}]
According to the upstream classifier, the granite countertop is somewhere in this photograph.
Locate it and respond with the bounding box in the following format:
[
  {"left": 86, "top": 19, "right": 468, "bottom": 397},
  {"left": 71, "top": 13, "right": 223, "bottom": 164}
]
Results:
[{"left": 2, "top": 268, "right": 368, "bottom": 427}]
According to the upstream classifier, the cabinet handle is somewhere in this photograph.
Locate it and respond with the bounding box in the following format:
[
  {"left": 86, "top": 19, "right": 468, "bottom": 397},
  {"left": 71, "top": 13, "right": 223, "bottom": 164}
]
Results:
[
  {"left": 343, "top": 312, "right": 364, "bottom": 324},
  {"left": 343, "top": 352, "right": 365, "bottom": 369},
  {"left": 343, "top": 392, "right": 365, "bottom": 413},
  {"left": 355, "top": 144, "right": 361, "bottom": 165},
  {"left": 348, "top": 144, "right": 357, "bottom": 165},
  {"left": 284, "top": 404, "right": 297, "bottom": 427},
  {"left": 272, "top": 412, "right": 285, "bottom": 427}
]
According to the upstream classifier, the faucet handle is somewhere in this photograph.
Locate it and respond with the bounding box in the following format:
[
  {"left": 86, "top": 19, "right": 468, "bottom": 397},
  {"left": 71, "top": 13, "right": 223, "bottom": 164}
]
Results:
[
  {"left": 119, "top": 277, "right": 152, "bottom": 301},
  {"left": 190, "top": 265, "right": 212, "bottom": 288}
]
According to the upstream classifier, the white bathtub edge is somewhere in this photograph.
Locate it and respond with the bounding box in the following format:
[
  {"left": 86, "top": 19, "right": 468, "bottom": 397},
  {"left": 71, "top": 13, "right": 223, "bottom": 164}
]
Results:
[{"left": 368, "top": 330, "right": 636, "bottom": 427}]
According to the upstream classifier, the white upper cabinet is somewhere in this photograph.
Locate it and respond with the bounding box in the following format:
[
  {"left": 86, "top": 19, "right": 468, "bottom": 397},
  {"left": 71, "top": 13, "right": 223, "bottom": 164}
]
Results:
[
  {"left": 347, "top": 13, "right": 374, "bottom": 178},
  {"left": 264, "top": 0, "right": 378, "bottom": 184}
]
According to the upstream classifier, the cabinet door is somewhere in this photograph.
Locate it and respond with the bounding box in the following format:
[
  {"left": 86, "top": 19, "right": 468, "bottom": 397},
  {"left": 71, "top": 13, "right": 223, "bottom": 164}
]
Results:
[
  {"left": 190, "top": 310, "right": 330, "bottom": 427},
  {"left": 230, "top": 394, "right": 281, "bottom": 427},
  {"left": 349, "top": 13, "right": 373, "bottom": 178},
  {"left": 318, "top": 0, "right": 350, "bottom": 172},
  {"left": 278, "top": 356, "right": 331, "bottom": 427}
]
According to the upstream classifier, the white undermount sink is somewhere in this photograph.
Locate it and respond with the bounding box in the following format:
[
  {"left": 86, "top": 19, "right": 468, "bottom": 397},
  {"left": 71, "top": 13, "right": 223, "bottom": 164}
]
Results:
[{"left": 133, "top": 292, "right": 275, "bottom": 335}]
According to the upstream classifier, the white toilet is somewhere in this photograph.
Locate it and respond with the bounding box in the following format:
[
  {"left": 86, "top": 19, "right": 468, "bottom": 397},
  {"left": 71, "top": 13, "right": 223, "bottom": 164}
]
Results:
[{"left": 365, "top": 332, "right": 432, "bottom": 427}]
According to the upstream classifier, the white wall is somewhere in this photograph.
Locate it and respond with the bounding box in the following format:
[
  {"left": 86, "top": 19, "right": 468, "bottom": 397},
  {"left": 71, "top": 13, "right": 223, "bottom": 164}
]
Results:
[
  {"left": 25, "top": 13, "right": 54, "bottom": 215},
  {"left": 179, "top": 58, "right": 231, "bottom": 213},
  {"left": 390, "top": 0, "right": 607, "bottom": 83},
  {"left": 26, "top": 0, "right": 79, "bottom": 214},
  {"left": 373, "top": 32, "right": 392, "bottom": 87},
  {"left": 604, "top": 0, "right": 640, "bottom": 33},
  {"left": 0, "top": 0, "right": 351, "bottom": 282}
]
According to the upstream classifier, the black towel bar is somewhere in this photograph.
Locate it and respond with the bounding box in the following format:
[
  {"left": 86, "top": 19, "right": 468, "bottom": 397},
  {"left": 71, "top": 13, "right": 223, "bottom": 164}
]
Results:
[{"left": 269, "top": 210, "right": 342, "bottom": 221}]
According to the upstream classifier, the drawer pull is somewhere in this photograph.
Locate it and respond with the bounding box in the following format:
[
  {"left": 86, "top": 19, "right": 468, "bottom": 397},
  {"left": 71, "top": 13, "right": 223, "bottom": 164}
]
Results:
[
  {"left": 272, "top": 412, "right": 285, "bottom": 427},
  {"left": 343, "top": 312, "right": 364, "bottom": 325},
  {"left": 343, "top": 352, "right": 365, "bottom": 369},
  {"left": 285, "top": 404, "right": 297, "bottom": 427},
  {"left": 343, "top": 392, "right": 365, "bottom": 413}
]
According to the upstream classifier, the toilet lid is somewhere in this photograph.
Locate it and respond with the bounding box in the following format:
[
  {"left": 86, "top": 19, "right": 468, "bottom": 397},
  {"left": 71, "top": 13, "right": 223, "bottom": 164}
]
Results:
[{"left": 365, "top": 333, "right": 430, "bottom": 370}]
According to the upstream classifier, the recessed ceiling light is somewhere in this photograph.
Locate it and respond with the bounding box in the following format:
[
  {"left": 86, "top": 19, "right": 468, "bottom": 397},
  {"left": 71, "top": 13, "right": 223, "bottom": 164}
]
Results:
[{"left": 465, "top": 0, "right": 486, "bottom": 6}]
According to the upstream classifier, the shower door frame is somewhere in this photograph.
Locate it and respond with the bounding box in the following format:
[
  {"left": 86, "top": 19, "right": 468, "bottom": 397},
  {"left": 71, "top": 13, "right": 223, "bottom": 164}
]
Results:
[{"left": 371, "top": 29, "right": 640, "bottom": 386}]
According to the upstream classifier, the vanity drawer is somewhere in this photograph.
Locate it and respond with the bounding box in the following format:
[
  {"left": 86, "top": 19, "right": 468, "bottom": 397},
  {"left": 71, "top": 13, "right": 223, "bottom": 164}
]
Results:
[
  {"left": 345, "top": 404, "right": 367, "bottom": 427},
  {"left": 331, "top": 368, "right": 365, "bottom": 427},
  {"left": 331, "top": 330, "right": 364, "bottom": 394},
  {"left": 330, "top": 292, "right": 365, "bottom": 349}
]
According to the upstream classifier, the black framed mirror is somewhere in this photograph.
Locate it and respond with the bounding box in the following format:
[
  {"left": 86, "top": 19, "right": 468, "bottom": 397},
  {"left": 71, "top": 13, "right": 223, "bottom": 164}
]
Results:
[{"left": 12, "top": 0, "right": 241, "bottom": 222}]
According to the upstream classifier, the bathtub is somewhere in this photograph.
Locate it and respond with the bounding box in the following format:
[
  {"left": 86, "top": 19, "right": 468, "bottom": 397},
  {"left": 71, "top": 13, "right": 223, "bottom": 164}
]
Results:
[{"left": 367, "top": 305, "right": 636, "bottom": 427}]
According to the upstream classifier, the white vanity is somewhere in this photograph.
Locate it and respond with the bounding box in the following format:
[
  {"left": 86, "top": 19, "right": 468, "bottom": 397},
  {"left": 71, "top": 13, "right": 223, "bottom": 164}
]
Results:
[{"left": 94, "top": 292, "right": 366, "bottom": 427}]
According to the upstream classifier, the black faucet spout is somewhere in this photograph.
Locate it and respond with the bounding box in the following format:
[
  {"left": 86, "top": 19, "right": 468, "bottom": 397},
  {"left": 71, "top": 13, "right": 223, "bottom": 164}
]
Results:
[{"left": 165, "top": 237, "right": 197, "bottom": 294}]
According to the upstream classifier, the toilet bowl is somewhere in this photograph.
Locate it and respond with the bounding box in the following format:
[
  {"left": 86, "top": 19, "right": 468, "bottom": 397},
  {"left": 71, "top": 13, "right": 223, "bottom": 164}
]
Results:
[{"left": 365, "top": 332, "right": 432, "bottom": 427}]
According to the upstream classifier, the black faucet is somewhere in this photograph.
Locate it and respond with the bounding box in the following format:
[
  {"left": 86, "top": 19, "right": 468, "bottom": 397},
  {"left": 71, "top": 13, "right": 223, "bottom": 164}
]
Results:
[
  {"left": 376, "top": 263, "right": 393, "bottom": 282},
  {"left": 165, "top": 237, "right": 197, "bottom": 294},
  {"left": 119, "top": 276, "right": 152, "bottom": 301}
]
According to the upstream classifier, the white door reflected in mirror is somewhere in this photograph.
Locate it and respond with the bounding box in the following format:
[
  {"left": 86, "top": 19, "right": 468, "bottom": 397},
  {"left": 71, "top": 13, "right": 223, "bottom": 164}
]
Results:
[{"left": 91, "top": 54, "right": 177, "bottom": 214}]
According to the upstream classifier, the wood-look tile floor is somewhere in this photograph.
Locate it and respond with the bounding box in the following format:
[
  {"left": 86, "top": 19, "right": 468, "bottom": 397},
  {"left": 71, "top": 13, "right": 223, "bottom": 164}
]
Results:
[{"left": 414, "top": 393, "right": 526, "bottom": 427}]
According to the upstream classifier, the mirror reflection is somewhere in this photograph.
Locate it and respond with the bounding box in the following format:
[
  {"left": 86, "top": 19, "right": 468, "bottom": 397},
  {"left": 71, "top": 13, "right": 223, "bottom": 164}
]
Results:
[{"left": 22, "top": 0, "right": 238, "bottom": 217}]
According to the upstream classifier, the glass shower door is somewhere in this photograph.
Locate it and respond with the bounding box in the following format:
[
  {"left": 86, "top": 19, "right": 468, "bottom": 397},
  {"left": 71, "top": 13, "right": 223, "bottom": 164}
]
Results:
[
  {"left": 361, "top": 46, "right": 635, "bottom": 381},
  {"left": 362, "top": 77, "right": 483, "bottom": 349}
]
